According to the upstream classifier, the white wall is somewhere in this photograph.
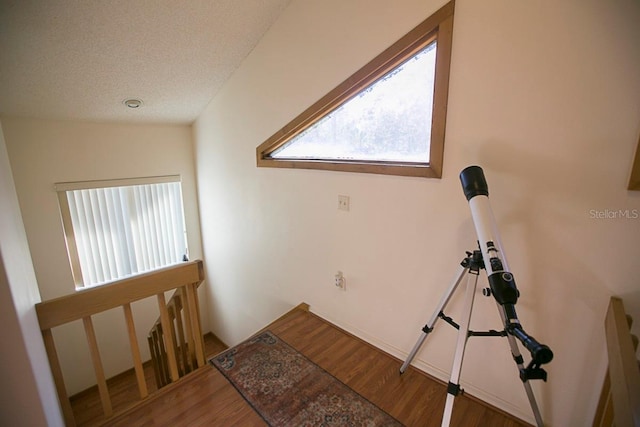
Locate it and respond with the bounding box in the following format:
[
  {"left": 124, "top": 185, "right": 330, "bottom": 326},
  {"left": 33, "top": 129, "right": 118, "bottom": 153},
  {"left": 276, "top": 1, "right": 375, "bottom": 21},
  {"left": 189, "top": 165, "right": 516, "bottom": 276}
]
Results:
[
  {"left": 0, "top": 123, "right": 63, "bottom": 426},
  {"left": 2, "top": 117, "right": 205, "bottom": 394},
  {"left": 193, "top": 0, "right": 640, "bottom": 425}
]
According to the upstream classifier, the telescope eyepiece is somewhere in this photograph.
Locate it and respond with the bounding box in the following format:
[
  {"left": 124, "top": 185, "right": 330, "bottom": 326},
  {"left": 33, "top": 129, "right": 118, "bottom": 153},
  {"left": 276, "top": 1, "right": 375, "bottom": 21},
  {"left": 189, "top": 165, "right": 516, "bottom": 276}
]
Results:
[
  {"left": 460, "top": 165, "right": 489, "bottom": 201},
  {"left": 533, "top": 345, "right": 554, "bottom": 365},
  {"left": 509, "top": 322, "right": 554, "bottom": 365}
]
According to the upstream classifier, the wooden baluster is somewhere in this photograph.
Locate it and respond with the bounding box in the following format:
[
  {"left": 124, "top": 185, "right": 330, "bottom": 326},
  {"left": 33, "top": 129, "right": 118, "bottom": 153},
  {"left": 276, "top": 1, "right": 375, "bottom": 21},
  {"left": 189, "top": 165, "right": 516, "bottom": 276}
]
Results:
[
  {"left": 82, "top": 316, "right": 112, "bottom": 417},
  {"left": 122, "top": 303, "right": 148, "bottom": 399},
  {"left": 42, "top": 329, "right": 76, "bottom": 426},
  {"left": 167, "top": 304, "right": 182, "bottom": 377},
  {"left": 155, "top": 327, "right": 169, "bottom": 387},
  {"left": 173, "top": 296, "right": 190, "bottom": 374},
  {"left": 185, "top": 282, "right": 205, "bottom": 367},
  {"left": 152, "top": 328, "right": 167, "bottom": 387},
  {"left": 181, "top": 286, "right": 196, "bottom": 368},
  {"left": 193, "top": 284, "right": 205, "bottom": 362},
  {"left": 148, "top": 334, "right": 162, "bottom": 389},
  {"left": 157, "top": 293, "right": 180, "bottom": 382}
]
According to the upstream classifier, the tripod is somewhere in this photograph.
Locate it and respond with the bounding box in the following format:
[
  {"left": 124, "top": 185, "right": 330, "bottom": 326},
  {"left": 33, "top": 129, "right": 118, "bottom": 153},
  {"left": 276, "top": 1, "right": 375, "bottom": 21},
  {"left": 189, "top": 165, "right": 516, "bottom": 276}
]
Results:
[{"left": 400, "top": 166, "right": 552, "bottom": 427}]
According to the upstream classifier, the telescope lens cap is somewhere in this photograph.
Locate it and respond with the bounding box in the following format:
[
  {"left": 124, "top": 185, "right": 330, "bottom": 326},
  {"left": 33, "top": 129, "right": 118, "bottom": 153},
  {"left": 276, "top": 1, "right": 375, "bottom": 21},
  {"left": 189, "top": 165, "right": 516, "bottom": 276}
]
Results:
[{"left": 460, "top": 165, "right": 489, "bottom": 201}]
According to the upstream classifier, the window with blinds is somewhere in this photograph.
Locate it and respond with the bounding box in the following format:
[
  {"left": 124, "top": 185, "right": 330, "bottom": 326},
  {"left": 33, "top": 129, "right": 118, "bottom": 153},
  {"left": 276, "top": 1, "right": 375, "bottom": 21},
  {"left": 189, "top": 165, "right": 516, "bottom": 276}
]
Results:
[{"left": 56, "top": 176, "right": 189, "bottom": 288}]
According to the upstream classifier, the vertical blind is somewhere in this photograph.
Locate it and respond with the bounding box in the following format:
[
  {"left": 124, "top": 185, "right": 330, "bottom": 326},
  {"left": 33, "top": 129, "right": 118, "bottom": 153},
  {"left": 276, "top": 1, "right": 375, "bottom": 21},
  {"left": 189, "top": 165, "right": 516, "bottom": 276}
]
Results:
[{"left": 62, "top": 180, "right": 188, "bottom": 287}]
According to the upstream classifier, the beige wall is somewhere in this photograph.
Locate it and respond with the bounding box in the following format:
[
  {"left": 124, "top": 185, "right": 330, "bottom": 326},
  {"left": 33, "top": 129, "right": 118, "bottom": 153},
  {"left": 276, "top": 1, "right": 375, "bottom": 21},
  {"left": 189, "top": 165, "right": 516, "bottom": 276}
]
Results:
[
  {"left": 2, "top": 117, "right": 205, "bottom": 394},
  {"left": 193, "top": 0, "right": 640, "bottom": 425},
  {"left": 0, "top": 123, "right": 63, "bottom": 426}
]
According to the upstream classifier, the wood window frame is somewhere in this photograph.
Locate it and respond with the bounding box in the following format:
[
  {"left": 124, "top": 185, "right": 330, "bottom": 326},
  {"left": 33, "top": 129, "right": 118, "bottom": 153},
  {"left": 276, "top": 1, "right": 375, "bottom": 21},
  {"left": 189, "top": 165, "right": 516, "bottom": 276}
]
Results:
[
  {"left": 55, "top": 175, "right": 187, "bottom": 289},
  {"left": 256, "top": 1, "right": 455, "bottom": 178}
]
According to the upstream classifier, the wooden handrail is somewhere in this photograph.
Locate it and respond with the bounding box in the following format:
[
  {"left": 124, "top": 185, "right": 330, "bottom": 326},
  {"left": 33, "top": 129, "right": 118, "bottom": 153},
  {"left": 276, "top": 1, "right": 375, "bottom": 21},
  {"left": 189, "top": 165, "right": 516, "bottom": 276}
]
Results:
[
  {"left": 36, "top": 261, "right": 204, "bottom": 330},
  {"left": 35, "top": 260, "right": 205, "bottom": 427},
  {"left": 593, "top": 297, "right": 640, "bottom": 427},
  {"left": 605, "top": 297, "right": 640, "bottom": 427}
]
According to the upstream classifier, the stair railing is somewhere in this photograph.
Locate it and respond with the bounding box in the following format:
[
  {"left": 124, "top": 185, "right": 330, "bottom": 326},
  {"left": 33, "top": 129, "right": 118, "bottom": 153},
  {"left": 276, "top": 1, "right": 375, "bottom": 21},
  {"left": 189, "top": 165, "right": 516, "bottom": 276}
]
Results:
[
  {"left": 35, "top": 260, "right": 206, "bottom": 427},
  {"left": 148, "top": 286, "right": 205, "bottom": 388},
  {"left": 593, "top": 297, "right": 640, "bottom": 427}
]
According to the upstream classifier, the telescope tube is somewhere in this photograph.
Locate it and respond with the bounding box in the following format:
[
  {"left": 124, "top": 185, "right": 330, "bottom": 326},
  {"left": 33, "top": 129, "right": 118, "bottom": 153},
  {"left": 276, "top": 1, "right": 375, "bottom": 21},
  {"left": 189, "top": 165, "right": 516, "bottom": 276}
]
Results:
[
  {"left": 460, "top": 166, "right": 517, "bottom": 304},
  {"left": 459, "top": 166, "right": 553, "bottom": 366}
]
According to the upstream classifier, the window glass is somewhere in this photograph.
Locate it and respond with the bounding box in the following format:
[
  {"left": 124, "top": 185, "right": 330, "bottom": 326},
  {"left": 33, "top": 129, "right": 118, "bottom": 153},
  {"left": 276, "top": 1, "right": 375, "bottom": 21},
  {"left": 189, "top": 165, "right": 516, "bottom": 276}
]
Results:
[
  {"left": 272, "top": 42, "right": 436, "bottom": 163},
  {"left": 57, "top": 178, "right": 188, "bottom": 288}
]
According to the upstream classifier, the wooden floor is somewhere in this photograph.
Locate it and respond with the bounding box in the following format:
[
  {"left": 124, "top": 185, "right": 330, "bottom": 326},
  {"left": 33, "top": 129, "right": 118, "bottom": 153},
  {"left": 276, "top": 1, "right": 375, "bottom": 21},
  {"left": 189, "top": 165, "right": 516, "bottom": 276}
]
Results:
[
  {"left": 70, "top": 333, "right": 228, "bottom": 426},
  {"left": 74, "top": 304, "right": 532, "bottom": 427}
]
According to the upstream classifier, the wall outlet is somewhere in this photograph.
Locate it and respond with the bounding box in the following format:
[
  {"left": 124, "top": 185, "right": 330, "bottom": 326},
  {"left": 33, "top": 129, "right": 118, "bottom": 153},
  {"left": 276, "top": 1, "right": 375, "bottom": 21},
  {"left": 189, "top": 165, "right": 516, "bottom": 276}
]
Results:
[
  {"left": 335, "top": 271, "right": 346, "bottom": 290},
  {"left": 338, "top": 195, "right": 350, "bottom": 211}
]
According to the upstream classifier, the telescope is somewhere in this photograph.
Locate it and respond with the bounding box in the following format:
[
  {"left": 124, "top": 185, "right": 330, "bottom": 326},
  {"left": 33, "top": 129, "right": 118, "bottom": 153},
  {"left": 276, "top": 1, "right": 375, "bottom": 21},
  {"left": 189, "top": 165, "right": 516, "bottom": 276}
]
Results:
[
  {"left": 460, "top": 165, "right": 553, "bottom": 369},
  {"left": 400, "top": 165, "right": 552, "bottom": 427}
]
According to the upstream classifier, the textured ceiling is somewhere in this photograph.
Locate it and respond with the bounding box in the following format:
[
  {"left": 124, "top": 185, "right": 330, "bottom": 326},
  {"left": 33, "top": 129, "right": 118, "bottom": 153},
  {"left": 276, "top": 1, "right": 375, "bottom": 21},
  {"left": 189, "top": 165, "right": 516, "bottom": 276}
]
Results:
[{"left": 0, "top": 0, "right": 291, "bottom": 124}]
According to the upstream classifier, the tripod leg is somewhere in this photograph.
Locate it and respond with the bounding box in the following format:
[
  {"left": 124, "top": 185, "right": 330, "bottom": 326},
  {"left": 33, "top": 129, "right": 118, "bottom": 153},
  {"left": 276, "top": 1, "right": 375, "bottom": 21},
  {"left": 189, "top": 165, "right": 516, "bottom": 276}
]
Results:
[
  {"left": 496, "top": 304, "right": 545, "bottom": 427},
  {"left": 441, "top": 271, "right": 479, "bottom": 427},
  {"left": 400, "top": 263, "right": 469, "bottom": 374}
]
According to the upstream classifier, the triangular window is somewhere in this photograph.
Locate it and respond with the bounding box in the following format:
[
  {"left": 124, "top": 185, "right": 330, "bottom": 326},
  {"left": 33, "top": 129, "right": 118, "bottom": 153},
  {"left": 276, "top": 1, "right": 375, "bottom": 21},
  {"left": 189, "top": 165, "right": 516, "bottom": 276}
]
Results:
[
  {"left": 257, "top": 1, "right": 454, "bottom": 178},
  {"left": 272, "top": 42, "right": 436, "bottom": 164}
]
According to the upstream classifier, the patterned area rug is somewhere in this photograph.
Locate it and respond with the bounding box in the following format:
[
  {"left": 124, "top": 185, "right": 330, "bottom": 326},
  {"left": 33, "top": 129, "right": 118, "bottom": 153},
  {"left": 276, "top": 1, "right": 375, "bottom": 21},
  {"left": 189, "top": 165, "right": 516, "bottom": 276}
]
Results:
[{"left": 210, "top": 331, "right": 403, "bottom": 426}]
